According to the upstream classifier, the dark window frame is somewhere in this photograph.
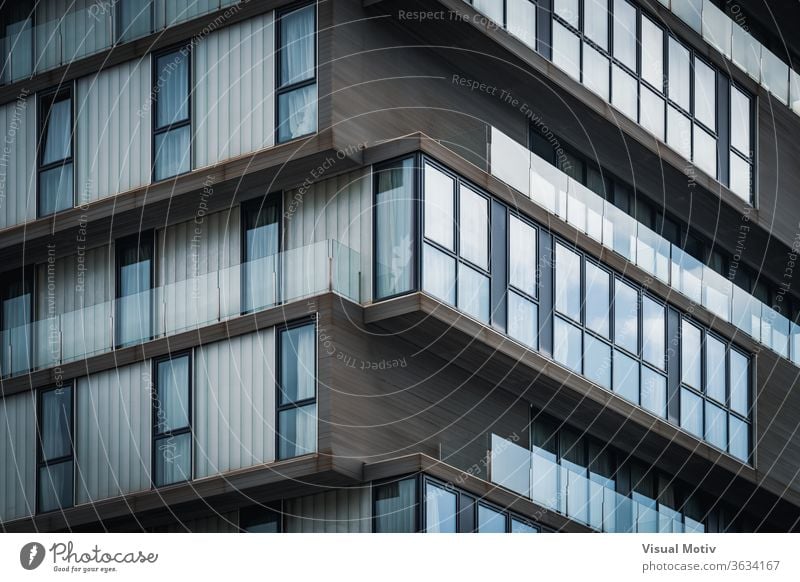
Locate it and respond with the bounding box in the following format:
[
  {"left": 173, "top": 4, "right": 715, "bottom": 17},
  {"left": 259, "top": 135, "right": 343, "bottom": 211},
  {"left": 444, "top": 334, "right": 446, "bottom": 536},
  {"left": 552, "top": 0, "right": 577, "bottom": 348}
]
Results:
[
  {"left": 372, "top": 154, "right": 421, "bottom": 302},
  {"left": 421, "top": 156, "right": 493, "bottom": 321},
  {"left": 678, "top": 316, "right": 752, "bottom": 463},
  {"left": 240, "top": 193, "right": 282, "bottom": 313},
  {"left": 114, "top": 231, "right": 156, "bottom": 347},
  {"left": 372, "top": 474, "right": 420, "bottom": 533},
  {"left": 37, "top": 85, "right": 75, "bottom": 217},
  {"left": 151, "top": 350, "right": 193, "bottom": 488},
  {"left": 275, "top": 1, "right": 318, "bottom": 144},
  {"left": 151, "top": 43, "right": 193, "bottom": 182},
  {"left": 506, "top": 210, "right": 541, "bottom": 349},
  {"left": 275, "top": 317, "right": 318, "bottom": 461},
  {"left": 36, "top": 382, "right": 75, "bottom": 514}
]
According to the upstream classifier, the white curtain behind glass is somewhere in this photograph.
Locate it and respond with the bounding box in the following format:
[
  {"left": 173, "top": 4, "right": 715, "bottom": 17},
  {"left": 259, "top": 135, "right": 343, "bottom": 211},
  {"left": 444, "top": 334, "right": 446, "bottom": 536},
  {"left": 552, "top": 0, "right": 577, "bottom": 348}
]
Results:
[
  {"left": 43, "top": 99, "right": 71, "bottom": 164},
  {"left": 157, "top": 356, "right": 189, "bottom": 432},
  {"left": 375, "top": 162, "right": 413, "bottom": 298},
  {"left": 281, "top": 5, "right": 314, "bottom": 85}
]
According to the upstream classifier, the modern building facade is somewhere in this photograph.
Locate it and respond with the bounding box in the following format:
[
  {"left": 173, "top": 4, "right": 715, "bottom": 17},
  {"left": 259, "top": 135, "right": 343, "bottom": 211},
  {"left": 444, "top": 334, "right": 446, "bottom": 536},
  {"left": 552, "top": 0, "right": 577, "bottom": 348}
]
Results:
[{"left": 0, "top": 0, "right": 799, "bottom": 533}]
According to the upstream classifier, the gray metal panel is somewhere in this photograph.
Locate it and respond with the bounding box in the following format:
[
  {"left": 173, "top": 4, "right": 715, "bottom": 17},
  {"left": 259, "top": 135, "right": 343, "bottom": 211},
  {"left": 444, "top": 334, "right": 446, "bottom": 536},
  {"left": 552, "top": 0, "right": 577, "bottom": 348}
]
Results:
[
  {"left": 0, "top": 96, "right": 36, "bottom": 229},
  {"left": 0, "top": 391, "right": 35, "bottom": 522},
  {"left": 283, "top": 169, "right": 373, "bottom": 302},
  {"left": 193, "top": 12, "right": 275, "bottom": 168},
  {"left": 284, "top": 488, "right": 372, "bottom": 532},
  {"left": 76, "top": 57, "right": 151, "bottom": 204},
  {"left": 194, "top": 329, "right": 276, "bottom": 478},
  {"left": 75, "top": 361, "right": 152, "bottom": 504}
]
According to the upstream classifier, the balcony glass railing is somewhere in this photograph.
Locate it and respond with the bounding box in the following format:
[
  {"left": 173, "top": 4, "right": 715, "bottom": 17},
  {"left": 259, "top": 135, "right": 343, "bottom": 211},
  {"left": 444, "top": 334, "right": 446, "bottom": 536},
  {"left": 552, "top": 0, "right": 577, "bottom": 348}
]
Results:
[
  {"left": 490, "top": 434, "right": 704, "bottom": 532},
  {"left": 0, "top": 0, "right": 241, "bottom": 86},
  {"left": 0, "top": 240, "right": 360, "bottom": 378},
  {"left": 465, "top": 0, "right": 800, "bottom": 121},
  {"left": 490, "top": 126, "right": 799, "bottom": 367}
]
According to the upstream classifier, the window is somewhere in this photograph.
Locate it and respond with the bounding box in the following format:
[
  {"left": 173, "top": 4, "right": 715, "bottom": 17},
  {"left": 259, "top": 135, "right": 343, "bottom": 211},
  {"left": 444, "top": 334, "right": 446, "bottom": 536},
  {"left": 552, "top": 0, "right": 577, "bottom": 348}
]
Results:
[
  {"left": 555, "top": 243, "right": 581, "bottom": 321},
  {"left": 729, "top": 85, "right": 753, "bottom": 202},
  {"left": 506, "top": 0, "right": 536, "bottom": 48},
  {"left": 614, "top": 279, "right": 638, "bottom": 354},
  {"left": 613, "top": 0, "right": 636, "bottom": 70},
  {"left": 694, "top": 59, "right": 716, "bottom": 131},
  {"left": 153, "top": 354, "right": 191, "bottom": 487},
  {"left": 38, "top": 89, "right": 74, "bottom": 216},
  {"left": 640, "top": 16, "right": 664, "bottom": 91},
  {"left": 584, "top": 334, "right": 611, "bottom": 389},
  {"left": 613, "top": 349, "right": 639, "bottom": 403},
  {"left": 116, "top": 233, "right": 154, "bottom": 346},
  {"left": 277, "top": 322, "right": 317, "bottom": 459},
  {"left": 583, "top": 43, "right": 610, "bottom": 100},
  {"left": 680, "top": 318, "right": 751, "bottom": 462},
  {"left": 642, "top": 296, "right": 665, "bottom": 369},
  {"left": 584, "top": 0, "right": 608, "bottom": 49},
  {"left": 511, "top": 518, "right": 540, "bottom": 533},
  {"left": 242, "top": 196, "right": 280, "bottom": 312},
  {"left": 554, "top": 317, "right": 582, "bottom": 373},
  {"left": 422, "top": 162, "right": 490, "bottom": 322},
  {"left": 478, "top": 504, "right": 506, "bottom": 533},
  {"left": 37, "top": 385, "right": 74, "bottom": 513},
  {"left": 585, "top": 262, "right": 610, "bottom": 337},
  {"left": 0, "top": 270, "right": 33, "bottom": 376},
  {"left": 508, "top": 215, "right": 539, "bottom": 348},
  {"left": 276, "top": 3, "right": 317, "bottom": 142},
  {"left": 552, "top": 20, "right": 580, "bottom": 80},
  {"left": 116, "top": 0, "right": 153, "bottom": 42},
  {"left": 374, "top": 478, "right": 417, "bottom": 533},
  {"left": 668, "top": 38, "right": 691, "bottom": 111},
  {"left": 153, "top": 47, "right": 191, "bottom": 181},
  {"left": 375, "top": 158, "right": 416, "bottom": 299},
  {"left": 641, "top": 366, "right": 666, "bottom": 417},
  {"left": 425, "top": 482, "right": 457, "bottom": 533},
  {"left": 240, "top": 506, "right": 282, "bottom": 533}
]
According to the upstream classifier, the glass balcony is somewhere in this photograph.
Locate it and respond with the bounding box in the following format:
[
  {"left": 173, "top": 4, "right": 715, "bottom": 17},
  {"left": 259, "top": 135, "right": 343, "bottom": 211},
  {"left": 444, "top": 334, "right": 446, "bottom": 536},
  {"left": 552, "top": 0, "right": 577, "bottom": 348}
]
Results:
[
  {"left": 490, "top": 434, "right": 702, "bottom": 532},
  {"left": 490, "top": 126, "right": 798, "bottom": 366},
  {"left": 0, "top": 1, "right": 241, "bottom": 86},
  {"left": 0, "top": 240, "right": 360, "bottom": 378}
]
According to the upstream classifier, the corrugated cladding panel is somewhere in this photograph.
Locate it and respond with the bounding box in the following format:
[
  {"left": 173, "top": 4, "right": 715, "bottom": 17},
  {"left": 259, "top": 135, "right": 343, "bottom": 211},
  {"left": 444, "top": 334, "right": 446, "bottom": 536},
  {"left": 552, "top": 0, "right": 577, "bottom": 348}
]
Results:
[
  {"left": 283, "top": 170, "right": 373, "bottom": 302},
  {"left": 76, "top": 57, "right": 151, "bottom": 204},
  {"left": 285, "top": 488, "right": 372, "bottom": 532},
  {"left": 0, "top": 391, "right": 36, "bottom": 523},
  {"left": 194, "top": 330, "right": 276, "bottom": 478},
  {"left": 75, "top": 361, "right": 151, "bottom": 504},
  {"left": 193, "top": 13, "right": 274, "bottom": 168},
  {"left": 0, "top": 96, "right": 36, "bottom": 229}
]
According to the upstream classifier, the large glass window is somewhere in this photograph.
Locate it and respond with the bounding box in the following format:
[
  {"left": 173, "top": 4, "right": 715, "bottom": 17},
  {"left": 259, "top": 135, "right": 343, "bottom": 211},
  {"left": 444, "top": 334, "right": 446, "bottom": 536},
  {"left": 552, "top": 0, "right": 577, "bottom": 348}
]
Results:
[
  {"left": 641, "top": 296, "right": 665, "bottom": 369},
  {"left": 680, "top": 318, "right": 751, "bottom": 462},
  {"left": 729, "top": 85, "right": 753, "bottom": 202},
  {"left": 425, "top": 482, "right": 457, "bottom": 533},
  {"left": 554, "top": 317, "right": 582, "bottom": 373},
  {"left": 506, "top": 0, "right": 536, "bottom": 48},
  {"left": 277, "top": 323, "right": 317, "bottom": 460},
  {"left": 509, "top": 215, "right": 536, "bottom": 297},
  {"left": 276, "top": 3, "right": 317, "bottom": 142},
  {"left": 694, "top": 59, "right": 717, "bottom": 131},
  {"left": 116, "top": 0, "right": 153, "bottom": 42},
  {"left": 116, "top": 233, "right": 154, "bottom": 346},
  {"left": 614, "top": 279, "right": 638, "bottom": 354},
  {"left": 153, "top": 354, "right": 191, "bottom": 487},
  {"left": 1, "top": 271, "right": 33, "bottom": 376},
  {"left": 640, "top": 17, "right": 664, "bottom": 91},
  {"left": 374, "top": 478, "right": 417, "bottom": 533},
  {"left": 613, "top": 349, "right": 639, "bottom": 403},
  {"left": 37, "top": 385, "right": 74, "bottom": 513},
  {"left": 422, "top": 162, "right": 490, "bottom": 322},
  {"left": 375, "top": 159, "right": 416, "bottom": 299},
  {"left": 613, "top": 0, "right": 637, "bottom": 70},
  {"left": 668, "top": 38, "right": 691, "bottom": 111},
  {"left": 585, "top": 262, "right": 610, "bottom": 338},
  {"left": 555, "top": 243, "right": 581, "bottom": 321},
  {"left": 584, "top": 0, "right": 608, "bottom": 49},
  {"left": 242, "top": 196, "right": 280, "bottom": 312},
  {"left": 153, "top": 48, "right": 191, "bottom": 181},
  {"left": 478, "top": 504, "right": 506, "bottom": 533},
  {"left": 38, "top": 89, "right": 73, "bottom": 217}
]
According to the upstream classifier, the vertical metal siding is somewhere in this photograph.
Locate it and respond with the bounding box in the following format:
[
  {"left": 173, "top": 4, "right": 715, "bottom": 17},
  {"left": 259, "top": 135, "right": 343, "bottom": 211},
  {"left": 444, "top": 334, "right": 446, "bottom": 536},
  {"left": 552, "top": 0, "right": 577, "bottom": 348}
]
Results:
[
  {"left": 193, "top": 13, "right": 274, "bottom": 168},
  {"left": 75, "top": 362, "right": 151, "bottom": 504},
  {"left": 0, "top": 96, "right": 36, "bottom": 229},
  {"left": 194, "top": 330, "right": 276, "bottom": 478},
  {"left": 284, "top": 488, "right": 372, "bottom": 532},
  {"left": 0, "top": 391, "right": 35, "bottom": 523},
  {"left": 283, "top": 170, "right": 373, "bottom": 302},
  {"left": 156, "top": 208, "right": 241, "bottom": 333},
  {"left": 156, "top": 0, "right": 215, "bottom": 28},
  {"left": 76, "top": 58, "right": 151, "bottom": 204}
]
